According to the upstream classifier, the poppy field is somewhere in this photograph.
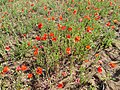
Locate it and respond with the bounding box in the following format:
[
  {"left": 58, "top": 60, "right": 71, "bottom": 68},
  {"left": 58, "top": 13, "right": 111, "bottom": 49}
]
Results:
[{"left": 0, "top": 0, "right": 120, "bottom": 90}]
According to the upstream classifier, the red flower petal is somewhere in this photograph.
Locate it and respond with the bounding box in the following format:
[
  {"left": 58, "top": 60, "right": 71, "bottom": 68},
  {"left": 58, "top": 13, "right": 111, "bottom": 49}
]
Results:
[
  {"left": 28, "top": 73, "right": 33, "bottom": 79},
  {"left": 36, "top": 36, "right": 41, "bottom": 41},
  {"left": 57, "top": 82, "right": 64, "bottom": 88},
  {"left": 5, "top": 46, "right": 10, "bottom": 51},
  {"left": 38, "top": 23, "right": 43, "bottom": 29},
  {"left": 97, "top": 66, "right": 102, "bottom": 73},
  {"left": 36, "top": 67, "right": 43, "bottom": 75}
]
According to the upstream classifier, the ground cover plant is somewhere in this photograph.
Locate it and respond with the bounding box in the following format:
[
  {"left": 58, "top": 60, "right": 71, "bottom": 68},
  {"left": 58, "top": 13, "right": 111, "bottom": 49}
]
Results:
[{"left": 0, "top": 0, "right": 120, "bottom": 90}]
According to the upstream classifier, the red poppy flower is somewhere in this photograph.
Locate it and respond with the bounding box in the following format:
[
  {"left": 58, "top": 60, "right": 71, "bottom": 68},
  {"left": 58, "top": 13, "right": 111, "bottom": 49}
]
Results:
[
  {"left": 41, "top": 36, "right": 47, "bottom": 41},
  {"left": 52, "top": 37, "right": 57, "bottom": 42},
  {"left": 75, "top": 78, "right": 80, "bottom": 84},
  {"left": 97, "top": 66, "right": 102, "bottom": 73},
  {"left": 86, "top": 26, "right": 93, "bottom": 33},
  {"left": 59, "top": 15, "right": 63, "bottom": 20},
  {"left": 28, "top": 73, "right": 33, "bottom": 79},
  {"left": 51, "top": 16, "right": 55, "bottom": 20},
  {"left": 21, "top": 65, "right": 28, "bottom": 71},
  {"left": 84, "top": 60, "right": 89, "bottom": 63},
  {"left": 23, "top": 34, "right": 27, "bottom": 37},
  {"left": 111, "top": 26, "right": 115, "bottom": 29},
  {"left": 57, "top": 82, "right": 64, "bottom": 88},
  {"left": 31, "top": 4, "right": 34, "bottom": 6},
  {"left": 75, "top": 36, "right": 80, "bottom": 42},
  {"left": 16, "top": 66, "right": 21, "bottom": 71},
  {"left": 61, "top": 71, "right": 67, "bottom": 77},
  {"left": 66, "top": 34, "right": 71, "bottom": 39},
  {"left": 48, "top": 11, "right": 50, "bottom": 15},
  {"left": 49, "top": 32, "right": 54, "bottom": 37},
  {"left": 95, "top": 15, "right": 100, "bottom": 20},
  {"left": 61, "top": 26, "right": 66, "bottom": 30},
  {"left": 106, "top": 22, "right": 110, "bottom": 26},
  {"left": 38, "top": 23, "right": 43, "bottom": 29},
  {"left": 27, "top": 42, "right": 31, "bottom": 46},
  {"left": 34, "top": 50, "right": 38, "bottom": 56},
  {"left": 2, "top": 66, "right": 9, "bottom": 73},
  {"left": 68, "top": 27, "right": 72, "bottom": 31},
  {"left": 84, "top": 15, "right": 91, "bottom": 20},
  {"left": 73, "top": 10, "right": 77, "bottom": 15},
  {"left": 86, "top": 45, "right": 91, "bottom": 50},
  {"left": 5, "top": 46, "right": 10, "bottom": 51},
  {"left": 109, "top": 62, "right": 116, "bottom": 68},
  {"left": 79, "top": 18, "right": 83, "bottom": 22},
  {"left": 44, "top": 6, "right": 47, "bottom": 10},
  {"left": 110, "top": 2, "right": 112, "bottom": 6},
  {"left": 66, "top": 47, "right": 71, "bottom": 54},
  {"left": 36, "top": 67, "right": 43, "bottom": 75},
  {"left": 36, "top": 36, "right": 41, "bottom": 41},
  {"left": 95, "top": 53, "right": 99, "bottom": 57}
]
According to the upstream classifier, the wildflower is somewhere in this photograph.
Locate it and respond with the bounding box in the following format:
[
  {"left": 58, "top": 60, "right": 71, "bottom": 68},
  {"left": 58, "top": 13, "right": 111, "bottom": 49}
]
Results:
[
  {"left": 86, "top": 45, "right": 91, "bottom": 50},
  {"left": 34, "top": 50, "right": 38, "bottom": 56},
  {"left": 44, "top": 6, "right": 47, "bottom": 10},
  {"left": 23, "top": 34, "right": 27, "bottom": 37},
  {"left": 88, "top": 1, "right": 91, "bottom": 5},
  {"left": 21, "top": 65, "right": 27, "bottom": 71},
  {"left": 36, "top": 36, "right": 41, "bottom": 41},
  {"left": 98, "top": 60, "right": 103, "bottom": 64},
  {"left": 97, "top": 66, "right": 102, "bottom": 73},
  {"left": 73, "top": 10, "right": 77, "bottom": 15},
  {"left": 68, "top": 27, "right": 72, "bottom": 31},
  {"left": 95, "top": 53, "right": 99, "bottom": 57},
  {"left": 41, "top": 36, "right": 47, "bottom": 41},
  {"left": 95, "top": 15, "right": 100, "bottom": 20},
  {"left": 66, "top": 34, "right": 71, "bottom": 39},
  {"left": 27, "top": 42, "right": 31, "bottom": 46},
  {"left": 57, "top": 82, "right": 64, "bottom": 88},
  {"left": 111, "top": 26, "right": 115, "bottom": 29},
  {"left": 110, "top": 2, "right": 112, "bottom": 6},
  {"left": 59, "top": 15, "right": 63, "bottom": 20},
  {"left": 75, "top": 78, "right": 80, "bottom": 84},
  {"left": 49, "top": 32, "right": 54, "bottom": 37},
  {"left": 75, "top": 36, "right": 80, "bottom": 42},
  {"left": 47, "top": 18, "right": 51, "bottom": 21},
  {"left": 67, "top": 8, "right": 71, "bottom": 11},
  {"left": 2, "top": 66, "right": 9, "bottom": 73},
  {"left": 5, "top": 46, "right": 10, "bottom": 51},
  {"left": 86, "top": 26, "right": 93, "bottom": 33},
  {"left": 52, "top": 37, "right": 57, "bottom": 42},
  {"left": 31, "top": 4, "right": 34, "bottom": 6},
  {"left": 113, "top": 19, "right": 119, "bottom": 24},
  {"left": 48, "top": 11, "right": 51, "bottom": 15},
  {"left": 36, "top": 67, "right": 43, "bottom": 75},
  {"left": 40, "top": 45, "right": 44, "bottom": 49},
  {"left": 61, "top": 71, "right": 67, "bottom": 77},
  {"left": 109, "top": 62, "right": 116, "bottom": 68},
  {"left": 38, "top": 23, "right": 43, "bottom": 29},
  {"left": 84, "top": 15, "right": 90, "bottom": 20},
  {"left": 84, "top": 60, "right": 89, "bottom": 63},
  {"left": 106, "top": 22, "right": 111, "bottom": 26},
  {"left": 28, "top": 73, "right": 33, "bottom": 79},
  {"left": 66, "top": 47, "right": 71, "bottom": 54},
  {"left": 79, "top": 18, "right": 83, "bottom": 22},
  {"left": 16, "top": 66, "right": 21, "bottom": 71},
  {"left": 58, "top": 24, "right": 62, "bottom": 28},
  {"left": 51, "top": 16, "right": 55, "bottom": 20},
  {"left": 61, "top": 26, "right": 66, "bottom": 30}
]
